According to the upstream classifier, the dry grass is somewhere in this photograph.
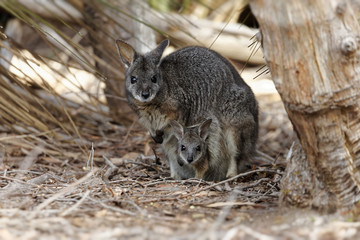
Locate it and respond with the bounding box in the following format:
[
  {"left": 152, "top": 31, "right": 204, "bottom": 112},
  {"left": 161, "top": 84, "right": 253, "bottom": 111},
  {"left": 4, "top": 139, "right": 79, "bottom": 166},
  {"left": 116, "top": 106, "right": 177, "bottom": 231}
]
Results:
[{"left": 2, "top": 94, "right": 359, "bottom": 239}]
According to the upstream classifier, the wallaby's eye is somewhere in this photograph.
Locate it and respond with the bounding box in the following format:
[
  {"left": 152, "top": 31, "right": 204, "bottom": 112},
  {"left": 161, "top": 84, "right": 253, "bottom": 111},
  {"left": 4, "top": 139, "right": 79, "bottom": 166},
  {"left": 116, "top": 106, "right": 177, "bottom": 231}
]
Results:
[
  {"left": 181, "top": 145, "right": 186, "bottom": 151},
  {"left": 196, "top": 146, "right": 201, "bottom": 151},
  {"left": 151, "top": 75, "right": 157, "bottom": 83},
  {"left": 130, "top": 76, "right": 137, "bottom": 84}
]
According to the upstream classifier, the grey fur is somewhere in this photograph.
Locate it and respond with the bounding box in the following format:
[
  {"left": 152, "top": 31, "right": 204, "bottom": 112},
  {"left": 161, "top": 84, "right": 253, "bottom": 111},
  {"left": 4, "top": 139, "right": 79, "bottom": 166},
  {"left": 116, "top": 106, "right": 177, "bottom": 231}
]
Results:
[{"left": 116, "top": 39, "right": 258, "bottom": 181}]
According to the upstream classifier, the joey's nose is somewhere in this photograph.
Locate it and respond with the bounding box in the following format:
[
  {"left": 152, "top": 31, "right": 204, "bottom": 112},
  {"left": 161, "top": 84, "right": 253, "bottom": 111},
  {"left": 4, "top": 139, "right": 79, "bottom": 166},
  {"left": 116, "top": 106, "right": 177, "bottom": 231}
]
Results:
[
  {"left": 187, "top": 157, "right": 193, "bottom": 164},
  {"left": 142, "top": 91, "right": 150, "bottom": 99}
]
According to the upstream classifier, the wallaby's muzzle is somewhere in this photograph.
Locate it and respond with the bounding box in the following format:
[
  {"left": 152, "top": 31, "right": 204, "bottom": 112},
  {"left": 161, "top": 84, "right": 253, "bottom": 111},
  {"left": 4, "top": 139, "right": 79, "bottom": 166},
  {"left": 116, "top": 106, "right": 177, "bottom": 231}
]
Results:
[
  {"left": 141, "top": 90, "right": 150, "bottom": 99},
  {"left": 135, "top": 88, "right": 154, "bottom": 102}
]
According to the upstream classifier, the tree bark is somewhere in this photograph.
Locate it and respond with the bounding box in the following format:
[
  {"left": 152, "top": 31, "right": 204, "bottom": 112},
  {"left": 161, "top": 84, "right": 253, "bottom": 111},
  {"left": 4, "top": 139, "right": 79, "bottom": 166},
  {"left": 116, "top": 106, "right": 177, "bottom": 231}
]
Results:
[{"left": 250, "top": 0, "right": 360, "bottom": 209}]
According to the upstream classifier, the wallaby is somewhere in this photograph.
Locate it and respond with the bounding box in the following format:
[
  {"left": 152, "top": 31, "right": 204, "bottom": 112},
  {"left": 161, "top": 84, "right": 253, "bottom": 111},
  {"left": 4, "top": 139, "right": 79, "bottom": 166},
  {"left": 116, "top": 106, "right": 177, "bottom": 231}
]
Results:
[
  {"left": 169, "top": 117, "right": 243, "bottom": 181},
  {"left": 169, "top": 119, "right": 212, "bottom": 180},
  {"left": 116, "top": 39, "right": 258, "bottom": 180}
]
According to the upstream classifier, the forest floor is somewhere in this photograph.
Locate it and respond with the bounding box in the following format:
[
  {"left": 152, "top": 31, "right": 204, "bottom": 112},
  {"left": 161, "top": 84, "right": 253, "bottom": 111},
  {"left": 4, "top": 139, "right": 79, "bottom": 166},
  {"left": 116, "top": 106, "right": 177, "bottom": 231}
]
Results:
[{"left": 1, "top": 86, "right": 360, "bottom": 240}]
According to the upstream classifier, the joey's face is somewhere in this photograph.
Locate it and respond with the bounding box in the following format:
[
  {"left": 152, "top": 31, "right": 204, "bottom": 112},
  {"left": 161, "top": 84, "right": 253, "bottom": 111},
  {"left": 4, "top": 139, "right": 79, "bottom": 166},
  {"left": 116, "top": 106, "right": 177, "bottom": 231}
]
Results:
[
  {"left": 125, "top": 57, "right": 161, "bottom": 103},
  {"left": 177, "top": 131, "right": 206, "bottom": 166}
]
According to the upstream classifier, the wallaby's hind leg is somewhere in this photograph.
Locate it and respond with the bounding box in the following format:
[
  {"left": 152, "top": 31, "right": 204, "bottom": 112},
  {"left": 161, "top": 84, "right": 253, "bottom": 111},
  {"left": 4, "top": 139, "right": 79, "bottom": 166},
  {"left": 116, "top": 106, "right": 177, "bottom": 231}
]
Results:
[
  {"left": 224, "top": 129, "right": 238, "bottom": 178},
  {"left": 234, "top": 115, "right": 258, "bottom": 173}
]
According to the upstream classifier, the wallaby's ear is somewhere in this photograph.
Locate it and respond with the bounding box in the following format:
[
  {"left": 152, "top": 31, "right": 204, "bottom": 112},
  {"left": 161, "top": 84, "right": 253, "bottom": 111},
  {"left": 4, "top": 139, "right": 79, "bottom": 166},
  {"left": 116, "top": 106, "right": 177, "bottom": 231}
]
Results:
[
  {"left": 148, "top": 39, "right": 169, "bottom": 66},
  {"left": 199, "top": 119, "right": 212, "bottom": 140},
  {"left": 169, "top": 119, "right": 183, "bottom": 140},
  {"left": 116, "top": 39, "right": 137, "bottom": 68}
]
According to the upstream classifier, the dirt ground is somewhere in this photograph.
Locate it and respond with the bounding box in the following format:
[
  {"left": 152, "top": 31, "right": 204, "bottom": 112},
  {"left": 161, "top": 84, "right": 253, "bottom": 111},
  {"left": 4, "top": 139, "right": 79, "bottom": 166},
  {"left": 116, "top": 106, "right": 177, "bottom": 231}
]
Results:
[{"left": 1, "top": 91, "right": 360, "bottom": 240}]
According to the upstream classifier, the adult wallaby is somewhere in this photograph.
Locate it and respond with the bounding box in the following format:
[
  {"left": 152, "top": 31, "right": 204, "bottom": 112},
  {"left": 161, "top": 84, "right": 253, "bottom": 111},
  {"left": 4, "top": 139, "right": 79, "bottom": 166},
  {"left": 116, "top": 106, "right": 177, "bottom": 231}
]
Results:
[{"left": 116, "top": 39, "right": 258, "bottom": 180}]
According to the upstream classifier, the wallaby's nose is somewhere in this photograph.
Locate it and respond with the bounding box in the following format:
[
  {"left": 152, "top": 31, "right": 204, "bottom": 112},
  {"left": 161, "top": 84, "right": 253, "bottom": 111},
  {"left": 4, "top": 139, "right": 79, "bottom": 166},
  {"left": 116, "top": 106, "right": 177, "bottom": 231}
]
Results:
[
  {"left": 142, "top": 91, "right": 150, "bottom": 99},
  {"left": 187, "top": 156, "right": 193, "bottom": 164}
]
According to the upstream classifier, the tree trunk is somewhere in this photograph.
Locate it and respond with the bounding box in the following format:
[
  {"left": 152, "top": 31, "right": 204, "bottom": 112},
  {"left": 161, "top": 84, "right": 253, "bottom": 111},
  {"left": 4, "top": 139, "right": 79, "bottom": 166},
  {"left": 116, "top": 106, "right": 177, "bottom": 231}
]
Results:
[
  {"left": 82, "top": 0, "right": 135, "bottom": 126},
  {"left": 82, "top": 0, "right": 157, "bottom": 126},
  {"left": 250, "top": 0, "right": 360, "bottom": 210}
]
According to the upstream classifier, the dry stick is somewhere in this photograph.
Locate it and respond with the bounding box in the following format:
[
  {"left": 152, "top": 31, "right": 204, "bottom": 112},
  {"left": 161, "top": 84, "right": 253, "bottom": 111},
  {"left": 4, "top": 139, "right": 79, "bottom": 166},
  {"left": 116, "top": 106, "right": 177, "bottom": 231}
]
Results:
[
  {"left": 89, "top": 197, "right": 136, "bottom": 216},
  {"left": 201, "top": 190, "right": 238, "bottom": 239},
  {"left": 103, "top": 155, "right": 117, "bottom": 169},
  {"left": 122, "top": 120, "right": 136, "bottom": 144},
  {"left": 255, "top": 150, "right": 276, "bottom": 163},
  {"left": 86, "top": 143, "right": 94, "bottom": 170},
  {"left": 235, "top": 178, "right": 271, "bottom": 190},
  {"left": 60, "top": 190, "right": 90, "bottom": 217},
  {"left": 0, "top": 175, "right": 40, "bottom": 187},
  {"left": 143, "top": 178, "right": 212, "bottom": 187},
  {"left": 27, "top": 173, "right": 52, "bottom": 185},
  {"left": 182, "top": 168, "right": 280, "bottom": 198},
  {"left": 18, "top": 145, "right": 44, "bottom": 177},
  {"left": 29, "top": 169, "right": 97, "bottom": 218},
  {"left": 140, "top": 169, "right": 280, "bottom": 203},
  {"left": 103, "top": 155, "right": 118, "bottom": 182}
]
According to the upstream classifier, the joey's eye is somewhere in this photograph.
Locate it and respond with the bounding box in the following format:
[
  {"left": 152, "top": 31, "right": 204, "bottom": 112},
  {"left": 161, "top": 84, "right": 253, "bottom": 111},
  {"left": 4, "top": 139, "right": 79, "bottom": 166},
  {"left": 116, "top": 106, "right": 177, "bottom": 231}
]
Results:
[
  {"left": 151, "top": 75, "right": 157, "bottom": 83},
  {"left": 181, "top": 145, "right": 186, "bottom": 151},
  {"left": 130, "top": 76, "right": 137, "bottom": 84},
  {"left": 196, "top": 146, "right": 201, "bottom": 151}
]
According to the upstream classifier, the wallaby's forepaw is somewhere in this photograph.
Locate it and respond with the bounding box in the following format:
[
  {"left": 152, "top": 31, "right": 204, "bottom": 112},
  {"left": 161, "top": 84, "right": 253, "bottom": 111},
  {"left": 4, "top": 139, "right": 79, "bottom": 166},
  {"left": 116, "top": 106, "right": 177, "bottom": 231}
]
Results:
[
  {"left": 195, "top": 171, "right": 206, "bottom": 180},
  {"left": 171, "top": 170, "right": 182, "bottom": 180},
  {"left": 226, "top": 168, "right": 238, "bottom": 178}
]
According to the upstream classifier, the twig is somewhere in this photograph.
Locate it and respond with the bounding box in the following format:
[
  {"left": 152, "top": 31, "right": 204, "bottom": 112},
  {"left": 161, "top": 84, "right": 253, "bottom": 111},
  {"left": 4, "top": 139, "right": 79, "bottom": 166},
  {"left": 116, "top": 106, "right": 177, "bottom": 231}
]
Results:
[
  {"left": 0, "top": 175, "right": 40, "bottom": 187},
  {"left": 233, "top": 189, "right": 278, "bottom": 198},
  {"left": 29, "top": 168, "right": 96, "bottom": 218},
  {"left": 19, "top": 144, "right": 44, "bottom": 172},
  {"left": 183, "top": 169, "right": 280, "bottom": 197},
  {"left": 235, "top": 178, "right": 271, "bottom": 190},
  {"left": 139, "top": 169, "right": 279, "bottom": 202},
  {"left": 88, "top": 197, "right": 136, "bottom": 216},
  {"left": 103, "top": 155, "right": 119, "bottom": 182},
  {"left": 143, "top": 178, "right": 211, "bottom": 187},
  {"left": 86, "top": 143, "right": 94, "bottom": 170},
  {"left": 122, "top": 193, "right": 147, "bottom": 215},
  {"left": 255, "top": 150, "right": 275, "bottom": 163},
  {"left": 122, "top": 120, "right": 136, "bottom": 144},
  {"left": 103, "top": 155, "right": 117, "bottom": 169},
  {"left": 27, "top": 173, "right": 52, "bottom": 185},
  {"left": 196, "top": 190, "right": 238, "bottom": 239},
  {"left": 60, "top": 190, "right": 90, "bottom": 217}
]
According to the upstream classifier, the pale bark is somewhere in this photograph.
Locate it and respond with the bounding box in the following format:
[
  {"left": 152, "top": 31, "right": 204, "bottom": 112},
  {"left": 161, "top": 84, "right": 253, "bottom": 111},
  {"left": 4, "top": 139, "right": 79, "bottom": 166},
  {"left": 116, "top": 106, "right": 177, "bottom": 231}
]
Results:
[
  {"left": 152, "top": 13, "right": 265, "bottom": 64},
  {"left": 250, "top": 0, "right": 360, "bottom": 209},
  {"left": 130, "top": 0, "right": 156, "bottom": 54}
]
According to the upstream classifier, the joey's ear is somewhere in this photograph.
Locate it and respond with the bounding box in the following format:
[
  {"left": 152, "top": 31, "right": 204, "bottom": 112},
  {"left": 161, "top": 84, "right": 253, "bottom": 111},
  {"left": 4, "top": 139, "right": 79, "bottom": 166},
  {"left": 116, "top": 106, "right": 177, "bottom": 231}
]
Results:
[
  {"left": 199, "top": 119, "right": 212, "bottom": 140},
  {"left": 148, "top": 39, "right": 169, "bottom": 65},
  {"left": 169, "top": 119, "right": 183, "bottom": 140},
  {"left": 116, "top": 39, "right": 137, "bottom": 68}
]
